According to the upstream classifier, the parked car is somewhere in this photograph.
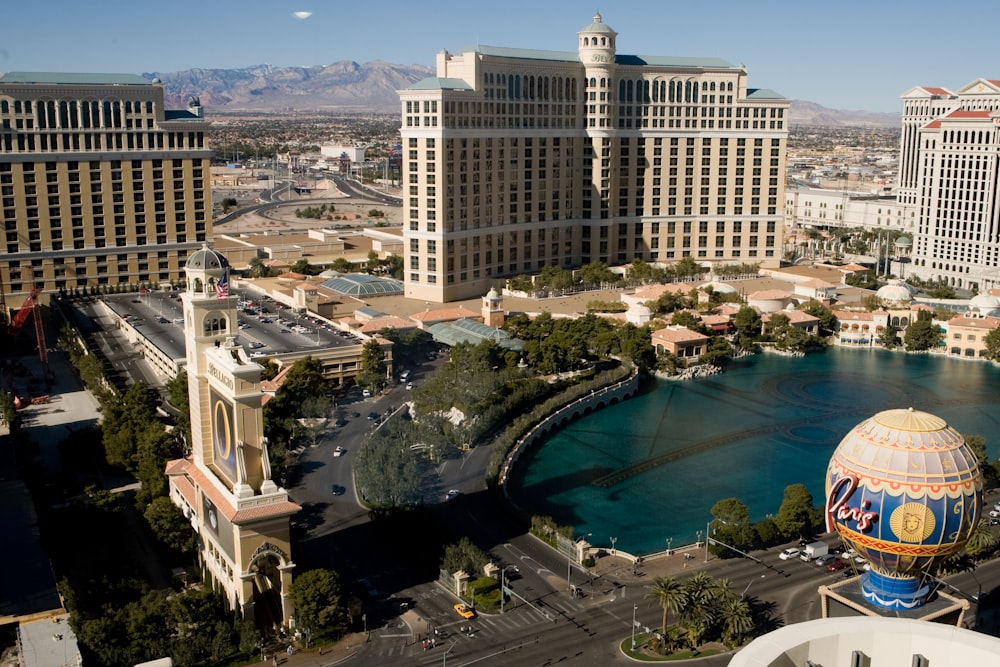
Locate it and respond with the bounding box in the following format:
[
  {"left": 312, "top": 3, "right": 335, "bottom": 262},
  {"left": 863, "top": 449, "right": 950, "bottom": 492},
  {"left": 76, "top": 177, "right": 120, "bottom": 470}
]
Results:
[
  {"left": 362, "top": 389, "right": 372, "bottom": 398},
  {"left": 816, "top": 554, "right": 837, "bottom": 567},
  {"left": 445, "top": 489, "right": 461, "bottom": 500},
  {"left": 827, "top": 559, "right": 848, "bottom": 572},
  {"left": 779, "top": 548, "right": 800, "bottom": 561}
]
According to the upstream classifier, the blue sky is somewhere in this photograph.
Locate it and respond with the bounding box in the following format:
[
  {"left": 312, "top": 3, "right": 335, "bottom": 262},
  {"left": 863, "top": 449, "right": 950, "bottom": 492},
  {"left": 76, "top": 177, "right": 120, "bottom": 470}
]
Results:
[{"left": 2, "top": 0, "right": 997, "bottom": 113}]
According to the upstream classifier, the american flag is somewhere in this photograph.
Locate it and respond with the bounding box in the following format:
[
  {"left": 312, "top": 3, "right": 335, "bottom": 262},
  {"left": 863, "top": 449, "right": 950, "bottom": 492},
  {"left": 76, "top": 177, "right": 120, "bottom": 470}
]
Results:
[{"left": 216, "top": 269, "right": 229, "bottom": 299}]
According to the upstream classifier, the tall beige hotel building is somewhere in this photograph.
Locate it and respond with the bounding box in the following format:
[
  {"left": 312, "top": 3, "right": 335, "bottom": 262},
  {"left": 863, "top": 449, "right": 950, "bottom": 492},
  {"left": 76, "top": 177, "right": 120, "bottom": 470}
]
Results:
[
  {"left": 0, "top": 72, "right": 210, "bottom": 301},
  {"left": 400, "top": 13, "right": 789, "bottom": 303}
]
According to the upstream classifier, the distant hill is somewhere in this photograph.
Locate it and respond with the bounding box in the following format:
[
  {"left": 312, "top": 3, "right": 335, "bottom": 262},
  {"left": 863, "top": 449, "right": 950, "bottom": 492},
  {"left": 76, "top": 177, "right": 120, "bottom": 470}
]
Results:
[
  {"left": 788, "top": 100, "right": 899, "bottom": 128},
  {"left": 143, "top": 61, "right": 434, "bottom": 113},
  {"left": 143, "top": 61, "right": 896, "bottom": 126}
]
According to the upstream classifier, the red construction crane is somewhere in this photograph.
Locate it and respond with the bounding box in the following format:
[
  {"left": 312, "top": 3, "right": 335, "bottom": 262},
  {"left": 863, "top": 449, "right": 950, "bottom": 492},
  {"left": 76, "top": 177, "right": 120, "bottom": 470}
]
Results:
[{"left": 8, "top": 286, "right": 49, "bottom": 387}]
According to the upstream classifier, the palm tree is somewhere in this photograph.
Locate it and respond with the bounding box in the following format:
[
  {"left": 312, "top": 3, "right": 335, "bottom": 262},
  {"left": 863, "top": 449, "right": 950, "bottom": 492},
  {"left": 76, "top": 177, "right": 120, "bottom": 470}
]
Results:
[
  {"left": 965, "top": 517, "right": 998, "bottom": 557},
  {"left": 645, "top": 575, "right": 684, "bottom": 635},
  {"left": 679, "top": 572, "right": 730, "bottom": 650},
  {"left": 718, "top": 596, "right": 754, "bottom": 647}
]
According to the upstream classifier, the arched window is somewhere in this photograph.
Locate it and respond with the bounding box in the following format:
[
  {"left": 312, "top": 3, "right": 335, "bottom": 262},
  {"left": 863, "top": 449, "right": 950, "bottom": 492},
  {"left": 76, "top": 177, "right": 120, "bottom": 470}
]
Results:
[
  {"left": 620, "top": 80, "right": 627, "bottom": 102},
  {"left": 600, "top": 37, "right": 606, "bottom": 46},
  {"left": 194, "top": 278, "right": 203, "bottom": 292}
]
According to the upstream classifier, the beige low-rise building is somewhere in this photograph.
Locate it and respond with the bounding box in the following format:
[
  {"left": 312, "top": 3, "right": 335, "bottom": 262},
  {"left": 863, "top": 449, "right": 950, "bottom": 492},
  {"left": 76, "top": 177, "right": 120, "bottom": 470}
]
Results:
[
  {"left": 651, "top": 325, "right": 709, "bottom": 359},
  {"left": 942, "top": 315, "right": 1000, "bottom": 358}
]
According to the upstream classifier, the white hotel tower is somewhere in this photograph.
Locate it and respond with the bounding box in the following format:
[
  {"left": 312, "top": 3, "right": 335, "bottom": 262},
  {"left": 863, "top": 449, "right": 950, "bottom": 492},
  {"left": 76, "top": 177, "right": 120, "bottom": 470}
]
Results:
[
  {"left": 898, "top": 79, "right": 1000, "bottom": 291},
  {"left": 399, "top": 13, "right": 790, "bottom": 302}
]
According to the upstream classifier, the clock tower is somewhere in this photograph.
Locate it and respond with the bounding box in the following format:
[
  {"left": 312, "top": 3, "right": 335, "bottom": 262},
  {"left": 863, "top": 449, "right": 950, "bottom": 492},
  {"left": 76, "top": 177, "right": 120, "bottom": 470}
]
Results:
[{"left": 166, "top": 246, "right": 300, "bottom": 632}]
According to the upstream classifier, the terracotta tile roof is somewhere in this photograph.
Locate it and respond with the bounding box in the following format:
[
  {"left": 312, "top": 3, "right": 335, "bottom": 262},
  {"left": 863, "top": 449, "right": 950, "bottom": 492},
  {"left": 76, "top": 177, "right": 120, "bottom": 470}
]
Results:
[
  {"left": 652, "top": 326, "right": 709, "bottom": 343},
  {"left": 165, "top": 457, "right": 301, "bottom": 524},
  {"left": 922, "top": 87, "right": 952, "bottom": 95},
  {"left": 946, "top": 110, "right": 992, "bottom": 119},
  {"left": 165, "top": 458, "right": 238, "bottom": 521},
  {"left": 832, "top": 310, "right": 875, "bottom": 322},
  {"left": 763, "top": 310, "right": 819, "bottom": 324},
  {"left": 232, "top": 501, "right": 302, "bottom": 524},
  {"left": 924, "top": 120, "right": 942, "bottom": 129},
  {"left": 948, "top": 316, "right": 1000, "bottom": 330},
  {"left": 357, "top": 316, "right": 416, "bottom": 333}
]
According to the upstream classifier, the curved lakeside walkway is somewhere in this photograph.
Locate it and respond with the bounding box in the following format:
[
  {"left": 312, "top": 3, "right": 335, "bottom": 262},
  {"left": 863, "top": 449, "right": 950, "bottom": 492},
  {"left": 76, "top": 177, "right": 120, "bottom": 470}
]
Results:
[{"left": 507, "top": 347, "right": 1000, "bottom": 556}]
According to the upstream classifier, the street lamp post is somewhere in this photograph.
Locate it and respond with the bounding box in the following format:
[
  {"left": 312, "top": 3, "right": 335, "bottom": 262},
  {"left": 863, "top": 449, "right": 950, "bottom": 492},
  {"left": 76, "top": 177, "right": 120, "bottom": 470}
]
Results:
[
  {"left": 610, "top": 536, "right": 618, "bottom": 556},
  {"left": 501, "top": 565, "right": 516, "bottom": 614},
  {"left": 631, "top": 604, "right": 638, "bottom": 651},
  {"left": 742, "top": 575, "right": 765, "bottom": 598},
  {"left": 705, "top": 520, "right": 711, "bottom": 563},
  {"left": 666, "top": 537, "right": 673, "bottom": 555}
]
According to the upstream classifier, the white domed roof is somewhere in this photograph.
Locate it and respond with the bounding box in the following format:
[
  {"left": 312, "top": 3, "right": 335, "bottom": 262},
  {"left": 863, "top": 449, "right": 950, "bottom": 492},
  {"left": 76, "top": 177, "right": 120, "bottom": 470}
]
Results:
[
  {"left": 969, "top": 293, "right": 1000, "bottom": 311},
  {"left": 627, "top": 302, "right": 652, "bottom": 315},
  {"left": 185, "top": 245, "right": 229, "bottom": 273},
  {"left": 876, "top": 283, "right": 912, "bottom": 304}
]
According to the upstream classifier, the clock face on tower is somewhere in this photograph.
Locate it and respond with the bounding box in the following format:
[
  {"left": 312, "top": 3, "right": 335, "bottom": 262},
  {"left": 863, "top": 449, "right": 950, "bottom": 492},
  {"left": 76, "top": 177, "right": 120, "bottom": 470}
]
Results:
[{"left": 209, "top": 386, "right": 238, "bottom": 484}]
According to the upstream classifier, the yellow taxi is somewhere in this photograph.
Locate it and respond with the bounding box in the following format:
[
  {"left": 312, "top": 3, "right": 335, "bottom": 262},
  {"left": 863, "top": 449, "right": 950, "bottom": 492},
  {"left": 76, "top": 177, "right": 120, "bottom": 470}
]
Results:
[{"left": 453, "top": 603, "right": 475, "bottom": 619}]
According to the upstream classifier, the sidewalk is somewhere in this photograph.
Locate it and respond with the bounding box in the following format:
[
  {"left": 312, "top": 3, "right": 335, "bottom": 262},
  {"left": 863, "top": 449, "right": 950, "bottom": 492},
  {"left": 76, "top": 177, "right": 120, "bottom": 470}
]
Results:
[
  {"left": 265, "top": 632, "right": 369, "bottom": 667},
  {"left": 581, "top": 547, "right": 713, "bottom": 598}
]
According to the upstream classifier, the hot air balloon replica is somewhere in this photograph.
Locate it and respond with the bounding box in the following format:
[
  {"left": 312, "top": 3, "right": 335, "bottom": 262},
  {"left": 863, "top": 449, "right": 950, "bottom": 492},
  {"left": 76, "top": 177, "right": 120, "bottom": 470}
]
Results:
[{"left": 825, "top": 408, "right": 983, "bottom": 610}]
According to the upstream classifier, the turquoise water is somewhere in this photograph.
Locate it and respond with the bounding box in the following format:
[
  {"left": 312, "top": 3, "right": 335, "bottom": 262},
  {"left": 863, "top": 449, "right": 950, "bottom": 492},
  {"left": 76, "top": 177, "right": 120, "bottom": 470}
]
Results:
[{"left": 507, "top": 348, "right": 1000, "bottom": 556}]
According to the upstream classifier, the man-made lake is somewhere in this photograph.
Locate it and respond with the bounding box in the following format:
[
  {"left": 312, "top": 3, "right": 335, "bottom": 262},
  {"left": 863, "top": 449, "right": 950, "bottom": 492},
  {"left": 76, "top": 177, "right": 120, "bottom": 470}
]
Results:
[{"left": 507, "top": 348, "right": 1000, "bottom": 556}]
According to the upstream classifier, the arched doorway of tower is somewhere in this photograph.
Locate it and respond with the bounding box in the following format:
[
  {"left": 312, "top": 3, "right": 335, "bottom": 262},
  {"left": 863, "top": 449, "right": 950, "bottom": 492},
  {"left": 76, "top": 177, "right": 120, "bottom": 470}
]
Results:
[{"left": 250, "top": 550, "right": 284, "bottom": 634}]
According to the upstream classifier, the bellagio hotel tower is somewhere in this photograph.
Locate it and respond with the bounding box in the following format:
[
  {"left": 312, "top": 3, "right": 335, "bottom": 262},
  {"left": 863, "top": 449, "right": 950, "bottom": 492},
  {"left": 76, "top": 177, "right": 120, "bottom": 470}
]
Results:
[
  {"left": 400, "top": 13, "right": 789, "bottom": 302},
  {"left": 0, "top": 72, "right": 210, "bottom": 301}
]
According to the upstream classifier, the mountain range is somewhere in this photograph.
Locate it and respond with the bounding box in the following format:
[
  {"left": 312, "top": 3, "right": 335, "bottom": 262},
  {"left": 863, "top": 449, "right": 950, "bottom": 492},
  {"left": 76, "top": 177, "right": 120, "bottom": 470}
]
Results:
[{"left": 137, "top": 60, "right": 898, "bottom": 127}]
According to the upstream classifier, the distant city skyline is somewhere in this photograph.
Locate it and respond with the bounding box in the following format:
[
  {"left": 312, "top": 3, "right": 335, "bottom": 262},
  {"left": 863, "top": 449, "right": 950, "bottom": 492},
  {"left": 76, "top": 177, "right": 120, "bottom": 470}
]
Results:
[{"left": 2, "top": 0, "right": 996, "bottom": 114}]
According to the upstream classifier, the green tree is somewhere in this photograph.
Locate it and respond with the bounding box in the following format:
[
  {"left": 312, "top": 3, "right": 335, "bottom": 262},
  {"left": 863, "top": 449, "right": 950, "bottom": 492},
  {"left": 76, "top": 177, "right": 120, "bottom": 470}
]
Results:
[
  {"left": 442, "top": 537, "right": 490, "bottom": 577},
  {"left": 711, "top": 497, "right": 750, "bottom": 526},
  {"left": 984, "top": 327, "right": 1000, "bottom": 361},
  {"left": 671, "top": 310, "right": 707, "bottom": 332},
  {"left": 576, "top": 261, "right": 619, "bottom": 287},
  {"left": 221, "top": 197, "right": 238, "bottom": 213},
  {"left": 753, "top": 516, "right": 781, "bottom": 547},
  {"left": 845, "top": 269, "right": 878, "bottom": 289},
  {"left": 247, "top": 256, "right": 273, "bottom": 278},
  {"left": 965, "top": 435, "right": 998, "bottom": 484},
  {"left": 877, "top": 324, "right": 899, "bottom": 349},
  {"left": 733, "top": 306, "right": 762, "bottom": 346},
  {"left": 965, "top": 518, "right": 998, "bottom": 557},
  {"left": 291, "top": 258, "right": 321, "bottom": 275},
  {"left": 672, "top": 256, "right": 703, "bottom": 281},
  {"left": 143, "top": 496, "right": 194, "bottom": 554},
  {"left": 165, "top": 370, "right": 190, "bottom": 451},
  {"left": 645, "top": 575, "right": 684, "bottom": 636},
  {"left": 799, "top": 299, "right": 837, "bottom": 336},
  {"left": 774, "top": 483, "right": 816, "bottom": 539},
  {"left": 330, "top": 257, "right": 353, "bottom": 273},
  {"left": 288, "top": 569, "right": 349, "bottom": 637},
  {"left": 102, "top": 383, "right": 162, "bottom": 470},
  {"left": 356, "top": 339, "right": 387, "bottom": 393},
  {"left": 904, "top": 314, "right": 942, "bottom": 352},
  {"left": 700, "top": 336, "right": 733, "bottom": 367},
  {"left": 710, "top": 498, "right": 756, "bottom": 555},
  {"left": 718, "top": 596, "right": 754, "bottom": 647}
]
